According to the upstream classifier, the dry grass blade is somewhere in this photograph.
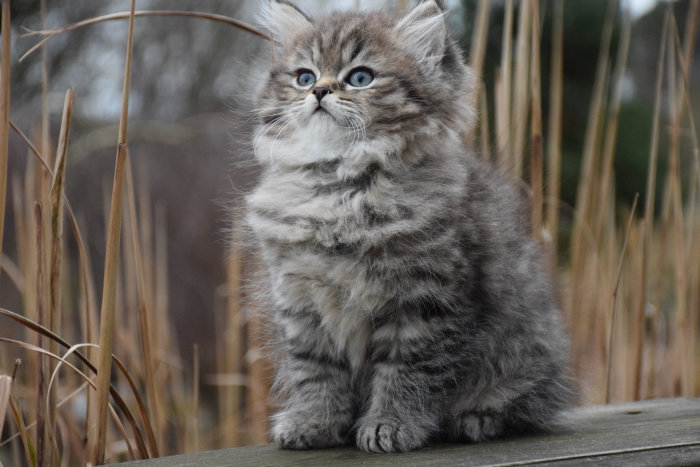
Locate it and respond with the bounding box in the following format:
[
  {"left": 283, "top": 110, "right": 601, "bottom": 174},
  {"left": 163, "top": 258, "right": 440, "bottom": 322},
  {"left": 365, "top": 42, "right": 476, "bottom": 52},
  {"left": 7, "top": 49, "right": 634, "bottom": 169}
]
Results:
[
  {"left": 40, "top": 0, "right": 49, "bottom": 157},
  {"left": 529, "top": 0, "right": 543, "bottom": 239},
  {"left": 594, "top": 10, "right": 632, "bottom": 244},
  {"left": 0, "top": 381, "right": 88, "bottom": 449},
  {"left": 93, "top": 0, "right": 137, "bottom": 463},
  {"left": 0, "top": 374, "right": 11, "bottom": 436},
  {"left": 0, "top": 0, "right": 11, "bottom": 285},
  {"left": 5, "top": 359, "right": 35, "bottom": 466},
  {"left": 9, "top": 121, "right": 94, "bottom": 348},
  {"left": 19, "top": 10, "right": 269, "bottom": 62},
  {"left": 125, "top": 153, "right": 161, "bottom": 457},
  {"left": 496, "top": 0, "right": 514, "bottom": 168},
  {"left": 49, "top": 90, "right": 73, "bottom": 318},
  {"left": 9, "top": 394, "right": 35, "bottom": 466},
  {"left": 1, "top": 252, "right": 23, "bottom": 291},
  {"left": 46, "top": 344, "right": 97, "bottom": 421},
  {"left": 47, "top": 89, "right": 74, "bottom": 454},
  {"left": 605, "top": 193, "right": 640, "bottom": 403},
  {"left": 512, "top": 0, "right": 532, "bottom": 179},
  {"left": 469, "top": 0, "right": 491, "bottom": 107},
  {"left": 192, "top": 343, "right": 200, "bottom": 453},
  {"left": 0, "top": 338, "right": 95, "bottom": 389},
  {"left": 635, "top": 8, "right": 671, "bottom": 400},
  {"left": 34, "top": 203, "right": 49, "bottom": 467},
  {"left": 109, "top": 404, "right": 135, "bottom": 460},
  {"left": 546, "top": 0, "right": 564, "bottom": 268},
  {"left": 0, "top": 338, "right": 141, "bottom": 461},
  {"left": 572, "top": 0, "right": 618, "bottom": 263},
  {"left": 0, "top": 306, "right": 153, "bottom": 459}
]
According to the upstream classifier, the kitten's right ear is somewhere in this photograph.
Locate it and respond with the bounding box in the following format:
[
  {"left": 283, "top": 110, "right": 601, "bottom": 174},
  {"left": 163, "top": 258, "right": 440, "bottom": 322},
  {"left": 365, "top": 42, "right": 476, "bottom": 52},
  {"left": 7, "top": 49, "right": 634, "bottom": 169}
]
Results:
[
  {"left": 259, "top": 0, "right": 312, "bottom": 45},
  {"left": 394, "top": 1, "right": 447, "bottom": 70}
]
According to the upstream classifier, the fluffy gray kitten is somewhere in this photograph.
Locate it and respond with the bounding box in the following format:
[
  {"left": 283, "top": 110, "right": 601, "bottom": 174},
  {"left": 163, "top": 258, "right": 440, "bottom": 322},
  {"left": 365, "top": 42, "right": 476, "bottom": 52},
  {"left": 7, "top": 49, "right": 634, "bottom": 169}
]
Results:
[{"left": 245, "top": 0, "right": 571, "bottom": 453}]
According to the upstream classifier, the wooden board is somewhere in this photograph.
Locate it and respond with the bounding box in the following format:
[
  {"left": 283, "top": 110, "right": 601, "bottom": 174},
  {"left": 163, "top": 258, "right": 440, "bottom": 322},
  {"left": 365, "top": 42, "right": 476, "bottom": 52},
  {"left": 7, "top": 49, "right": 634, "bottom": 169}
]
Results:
[{"left": 116, "top": 398, "right": 700, "bottom": 466}]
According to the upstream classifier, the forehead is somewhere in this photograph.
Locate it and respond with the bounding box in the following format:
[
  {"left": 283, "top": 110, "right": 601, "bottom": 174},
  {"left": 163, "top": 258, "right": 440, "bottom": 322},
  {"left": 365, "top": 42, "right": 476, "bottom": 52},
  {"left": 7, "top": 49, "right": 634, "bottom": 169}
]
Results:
[{"left": 290, "top": 12, "right": 396, "bottom": 71}]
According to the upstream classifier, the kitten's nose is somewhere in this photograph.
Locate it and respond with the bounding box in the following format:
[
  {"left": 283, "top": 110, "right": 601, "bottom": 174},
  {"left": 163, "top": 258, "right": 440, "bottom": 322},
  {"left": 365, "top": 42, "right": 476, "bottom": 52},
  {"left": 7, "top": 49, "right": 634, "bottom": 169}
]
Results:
[{"left": 312, "top": 86, "right": 332, "bottom": 102}]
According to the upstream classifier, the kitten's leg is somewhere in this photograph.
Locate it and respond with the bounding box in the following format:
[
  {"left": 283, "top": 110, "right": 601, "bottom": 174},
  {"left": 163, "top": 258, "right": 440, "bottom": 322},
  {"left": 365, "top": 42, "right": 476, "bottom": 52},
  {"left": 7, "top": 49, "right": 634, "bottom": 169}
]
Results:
[
  {"left": 356, "top": 310, "right": 455, "bottom": 453},
  {"left": 272, "top": 309, "right": 355, "bottom": 449}
]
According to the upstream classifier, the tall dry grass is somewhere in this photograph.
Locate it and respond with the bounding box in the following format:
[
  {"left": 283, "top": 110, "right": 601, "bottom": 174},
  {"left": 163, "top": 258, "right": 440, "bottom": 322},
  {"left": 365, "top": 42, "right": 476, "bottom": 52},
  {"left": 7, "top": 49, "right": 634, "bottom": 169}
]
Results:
[{"left": 0, "top": 0, "right": 698, "bottom": 464}]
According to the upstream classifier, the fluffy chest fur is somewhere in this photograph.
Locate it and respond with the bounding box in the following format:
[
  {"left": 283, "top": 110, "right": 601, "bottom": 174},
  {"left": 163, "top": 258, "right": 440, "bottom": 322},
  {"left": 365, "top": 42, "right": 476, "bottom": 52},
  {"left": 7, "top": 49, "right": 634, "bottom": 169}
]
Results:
[{"left": 247, "top": 123, "right": 467, "bottom": 367}]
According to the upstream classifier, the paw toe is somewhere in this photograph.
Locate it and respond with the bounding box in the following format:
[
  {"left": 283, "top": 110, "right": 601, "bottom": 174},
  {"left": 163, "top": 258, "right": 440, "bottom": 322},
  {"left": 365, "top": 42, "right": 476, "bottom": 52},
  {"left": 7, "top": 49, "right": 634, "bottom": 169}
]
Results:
[
  {"left": 454, "top": 410, "right": 505, "bottom": 442},
  {"left": 356, "top": 418, "right": 427, "bottom": 453}
]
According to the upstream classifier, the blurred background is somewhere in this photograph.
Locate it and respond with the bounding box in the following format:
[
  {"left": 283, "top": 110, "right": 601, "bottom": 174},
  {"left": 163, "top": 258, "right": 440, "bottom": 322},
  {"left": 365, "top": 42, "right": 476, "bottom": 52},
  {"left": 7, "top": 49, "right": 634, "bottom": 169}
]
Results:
[{"left": 0, "top": 0, "right": 698, "bottom": 464}]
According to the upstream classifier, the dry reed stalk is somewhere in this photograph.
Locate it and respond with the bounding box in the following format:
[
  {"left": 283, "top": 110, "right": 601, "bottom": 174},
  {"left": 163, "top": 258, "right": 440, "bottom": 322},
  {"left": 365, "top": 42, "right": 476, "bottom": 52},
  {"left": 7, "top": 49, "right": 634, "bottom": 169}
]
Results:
[
  {"left": 125, "top": 154, "right": 161, "bottom": 457},
  {"left": 605, "top": 193, "right": 639, "bottom": 404},
  {"left": 34, "top": 202, "right": 51, "bottom": 467},
  {"left": 529, "top": 0, "right": 543, "bottom": 239},
  {"left": 19, "top": 10, "right": 269, "bottom": 62},
  {"left": 152, "top": 203, "right": 173, "bottom": 454},
  {"left": 10, "top": 178, "right": 26, "bottom": 286},
  {"left": 546, "top": 0, "right": 564, "bottom": 269},
  {"left": 192, "top": 343, "right": 200, "bottom": 453},
  {"left": 223, "top": 236, "right": 244, "bottom": 447},
  {"left": 469, "top": 0, "right": 491, "bottom": 108},
  {"left": 571, "top": 0, "right": 617, "bottom": 270},
  {"left": 665, "top": 16, "right": 689, "bottom": 397},
  {"left": 20, "top": 155, "right": 38, "bottom": 359},
  {"left": 511, "top": 0, "right": 532, "bottom": 180},
  {"left": 93, "top": 0, "right": 137, "bottom": 463},
  {"left": 0, "top": 374, "right": 11, "bottom": 436},
  {"left": 109, "top": 404, "right": 135, "bottom": 460},
  {"left": 479, "top": 86, "right": 491, "bottom": 161},
  {"left": 636, "top": 9, "right": 670, "bottom": 400},
  {"left": 593, "top": 10, "right": 632, "bottom": 245},
  {"left": 153, "top": 204, "right": 169, "bottom": 383},
  {"left": 47, "top": 90, "right": 74, "bottom": 455},
  {"left": 245, "top": 261, "right": 272, "bottom": 444},
  {"left": 9, "top": 120, "right": 98, "bottom": 395},
  {"left": 40, "top": 0, "right": 50, "bottom": 159},
  {"left": 669, "top": 6, "right": 699, "bottom": 398},
  {"left": 8, "top": 389, "right": 34, "bottom": 466},
  {"left": 121, "top": 197, "right": 139, "bottom": 364},
  {"left": 496, "top": 0, "right": 514, "bottom": 168},
  {"left": 568, "top": 2, "right": 618, "bottom": 372},
  {"left": 137, "top": 170, "right": 154, "bottom": 311},
  {"left": 619, "top": 221, "right": 645, "bottom": 400},
  {"left": 674, "top": 1, "right": 700, "bottom": 397},
  {"left": 0, "top": 0, "right": 11, "bottom": 286}
]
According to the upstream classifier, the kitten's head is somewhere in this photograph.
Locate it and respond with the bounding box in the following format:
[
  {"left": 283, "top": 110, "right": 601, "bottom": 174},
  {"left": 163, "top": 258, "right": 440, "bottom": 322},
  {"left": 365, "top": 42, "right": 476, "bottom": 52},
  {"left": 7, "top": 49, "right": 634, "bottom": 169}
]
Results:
[{"left": 253, "top": 0, "right": 473, "bottom": 167}]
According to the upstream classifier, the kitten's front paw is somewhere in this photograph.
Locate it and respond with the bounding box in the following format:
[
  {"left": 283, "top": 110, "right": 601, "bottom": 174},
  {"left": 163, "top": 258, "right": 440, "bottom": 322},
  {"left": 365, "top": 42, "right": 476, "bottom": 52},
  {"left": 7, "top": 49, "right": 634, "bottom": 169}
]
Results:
[
  {"left": 272, "top": 411, "right": 349, "bottom": 450},
  {"left": 452, "top": 409, "right": 505, "bottom": 442},
  {"left": 356, "top": 417, "right": 429, "bottom": 453}
]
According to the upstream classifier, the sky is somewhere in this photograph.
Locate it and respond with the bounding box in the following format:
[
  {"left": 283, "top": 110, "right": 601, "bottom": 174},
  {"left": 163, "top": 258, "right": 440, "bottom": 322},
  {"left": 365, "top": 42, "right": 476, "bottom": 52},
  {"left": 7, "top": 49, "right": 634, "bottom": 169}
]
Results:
[{"left": 626, "top": 0, "right": 659, "bottom": 18}]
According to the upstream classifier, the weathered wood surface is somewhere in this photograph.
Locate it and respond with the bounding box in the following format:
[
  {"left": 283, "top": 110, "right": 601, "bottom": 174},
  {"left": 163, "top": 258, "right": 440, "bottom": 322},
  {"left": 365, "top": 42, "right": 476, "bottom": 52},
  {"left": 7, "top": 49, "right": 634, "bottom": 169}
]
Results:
[{"left": 117, "top": 398, "right": 700, "bottom": 466}]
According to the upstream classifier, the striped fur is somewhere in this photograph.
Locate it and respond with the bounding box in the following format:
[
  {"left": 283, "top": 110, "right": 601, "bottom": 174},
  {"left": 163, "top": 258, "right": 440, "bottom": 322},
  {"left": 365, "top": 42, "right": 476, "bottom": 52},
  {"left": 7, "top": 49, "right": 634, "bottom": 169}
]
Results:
[{"left": 245, "top": 0, "right": 572, "bottom": 453}]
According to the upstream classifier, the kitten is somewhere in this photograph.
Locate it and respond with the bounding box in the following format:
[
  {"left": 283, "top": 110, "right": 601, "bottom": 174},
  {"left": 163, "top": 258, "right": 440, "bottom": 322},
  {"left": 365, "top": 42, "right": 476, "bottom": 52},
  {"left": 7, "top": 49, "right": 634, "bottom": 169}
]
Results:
[{"left": 245, "top": 0, "right": 572, "bottom": 453}]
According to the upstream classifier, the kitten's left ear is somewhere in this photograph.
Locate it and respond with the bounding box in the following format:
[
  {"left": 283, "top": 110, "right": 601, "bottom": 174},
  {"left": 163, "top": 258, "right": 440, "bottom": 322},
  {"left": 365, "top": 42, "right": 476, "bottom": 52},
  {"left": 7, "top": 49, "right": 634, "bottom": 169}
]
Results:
[
  {"left": 259, "top": 0, "right": 312, "bottom": 45},
  {"left": 394, "top": 0, "right": 447, "bottom": 69}
]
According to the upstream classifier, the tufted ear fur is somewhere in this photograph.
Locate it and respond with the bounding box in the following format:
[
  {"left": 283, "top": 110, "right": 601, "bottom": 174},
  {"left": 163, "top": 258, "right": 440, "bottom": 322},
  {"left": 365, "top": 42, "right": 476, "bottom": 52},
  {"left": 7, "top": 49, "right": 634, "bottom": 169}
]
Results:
[
  {"left": 259, "top": 0, "right": 312, "bottom": 45},
  {"left": 394, "top": 1, "right": 448, "bottom": 70}
]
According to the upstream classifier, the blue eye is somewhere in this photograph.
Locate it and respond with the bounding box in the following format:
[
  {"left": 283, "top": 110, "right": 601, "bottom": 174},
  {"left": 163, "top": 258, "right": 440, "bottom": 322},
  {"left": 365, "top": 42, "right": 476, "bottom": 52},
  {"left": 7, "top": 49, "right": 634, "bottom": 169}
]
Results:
[
  {"left": 296, "top": 70, "right": 316, "bottom": 87},
  {"left": 347, "top": 68, "right": 374, "bottom": 87}
]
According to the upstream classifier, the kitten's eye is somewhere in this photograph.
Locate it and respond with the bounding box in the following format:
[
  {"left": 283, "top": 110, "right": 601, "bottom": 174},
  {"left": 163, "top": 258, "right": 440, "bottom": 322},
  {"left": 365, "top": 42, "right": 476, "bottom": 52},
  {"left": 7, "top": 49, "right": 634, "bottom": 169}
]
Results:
[
  {"left": 296, "top": 70, "right": 316, "bottom": 87},
  {"left": 346, "top": 68, "right": 374, "bottom": 87}
]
